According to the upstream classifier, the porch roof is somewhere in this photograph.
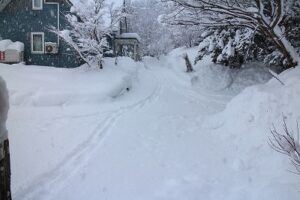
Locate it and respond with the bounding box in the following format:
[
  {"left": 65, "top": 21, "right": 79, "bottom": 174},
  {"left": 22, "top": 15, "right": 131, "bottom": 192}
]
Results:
[{"left": 120, "top": 33, "right": 141, "bottom": 42}]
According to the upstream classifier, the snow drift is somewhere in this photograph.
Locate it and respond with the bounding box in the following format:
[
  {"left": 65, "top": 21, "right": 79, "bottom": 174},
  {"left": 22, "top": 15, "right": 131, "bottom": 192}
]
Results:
[
  {"left": 200, "top": 65, "right": 300, "bottom": 199},
  {"left": 0, "top": 57, "right": 140, "bottom": 107}
]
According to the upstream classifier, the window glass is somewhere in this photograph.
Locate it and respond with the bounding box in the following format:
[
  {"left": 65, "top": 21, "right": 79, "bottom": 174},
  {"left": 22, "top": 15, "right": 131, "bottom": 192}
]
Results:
[
  {"left": 33, "top": 0, "right": 42, "bottom": 9},
  {"left": 33, "top": 34, "right": 43, "bottom": 52}
]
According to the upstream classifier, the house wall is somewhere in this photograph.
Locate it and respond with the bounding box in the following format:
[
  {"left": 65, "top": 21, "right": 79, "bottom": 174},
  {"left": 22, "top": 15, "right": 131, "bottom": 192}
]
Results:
[{"left": 0, "top": 0, "right": 83, "bottom": 68}]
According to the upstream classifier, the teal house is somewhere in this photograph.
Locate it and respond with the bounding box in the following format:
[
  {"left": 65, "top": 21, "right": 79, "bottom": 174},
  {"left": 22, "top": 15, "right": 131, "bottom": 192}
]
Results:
[{"left": 0, "top": 0, "right": 83, "bottom": 68}]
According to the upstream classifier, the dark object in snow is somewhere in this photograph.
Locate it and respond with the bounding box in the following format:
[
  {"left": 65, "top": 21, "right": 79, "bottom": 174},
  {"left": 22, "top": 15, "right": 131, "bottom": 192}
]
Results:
[
  {"left": 0, "top": 140, "right": 11, "bottom": 200},
  {"left": 183, "top": 53, "right": 194, "bottom": 72},
  {"left": 0, "top": 77, "right": 11, "bottom": 200}
]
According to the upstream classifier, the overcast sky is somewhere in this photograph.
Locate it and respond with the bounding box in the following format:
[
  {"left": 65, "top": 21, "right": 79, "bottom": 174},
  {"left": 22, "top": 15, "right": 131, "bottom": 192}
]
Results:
[{"left": 111, "top": 0, "right": 123, "bottom": 5}]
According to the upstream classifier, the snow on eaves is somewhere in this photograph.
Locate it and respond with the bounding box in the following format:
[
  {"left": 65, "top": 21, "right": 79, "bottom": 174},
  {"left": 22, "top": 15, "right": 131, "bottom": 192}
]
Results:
[{"left": 120, "top": 33, "right": 141, "bottom": 42}]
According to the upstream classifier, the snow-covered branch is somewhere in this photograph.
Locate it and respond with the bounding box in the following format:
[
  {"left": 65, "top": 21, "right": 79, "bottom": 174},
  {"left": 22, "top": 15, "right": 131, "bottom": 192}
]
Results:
[{"left": 53, "top": 0, "right": 110, "bottom": 68}]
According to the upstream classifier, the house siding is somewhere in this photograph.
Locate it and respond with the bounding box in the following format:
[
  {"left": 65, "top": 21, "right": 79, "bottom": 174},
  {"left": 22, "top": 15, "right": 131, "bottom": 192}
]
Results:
[{"left": 0, "top": 0, "right": 83, "bottom": 68}]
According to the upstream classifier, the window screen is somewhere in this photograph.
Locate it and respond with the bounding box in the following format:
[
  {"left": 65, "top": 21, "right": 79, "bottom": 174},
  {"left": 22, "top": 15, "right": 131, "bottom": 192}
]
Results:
[{"left": 32, "top": 34, "right": 43, "bottom": 52}]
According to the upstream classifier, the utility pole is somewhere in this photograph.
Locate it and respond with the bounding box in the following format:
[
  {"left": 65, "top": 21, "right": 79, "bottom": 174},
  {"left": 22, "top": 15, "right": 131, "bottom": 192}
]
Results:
[{"left": 0, "top": 77, "right": 11, "bottom": 200}]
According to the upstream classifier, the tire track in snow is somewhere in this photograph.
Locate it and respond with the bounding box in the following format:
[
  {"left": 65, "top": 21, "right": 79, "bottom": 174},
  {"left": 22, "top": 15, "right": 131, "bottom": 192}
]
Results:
[{"left": 13, "top": 74, "right": 163, "bottom": 200}]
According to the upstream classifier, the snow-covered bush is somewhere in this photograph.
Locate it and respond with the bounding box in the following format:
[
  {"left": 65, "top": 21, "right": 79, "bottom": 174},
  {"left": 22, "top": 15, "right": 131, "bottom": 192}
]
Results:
[
  {"left": 54, "top": 0, "right": 110, "bottom": 68},
  {"left": 161, "top": 0, "right": 300, "bottom": 69},
  {"left": 195, "top": 26, "right": 297, "bottom": 70},
  {"left": 195, "top": 28, "right": 253, "bottom": 68}
]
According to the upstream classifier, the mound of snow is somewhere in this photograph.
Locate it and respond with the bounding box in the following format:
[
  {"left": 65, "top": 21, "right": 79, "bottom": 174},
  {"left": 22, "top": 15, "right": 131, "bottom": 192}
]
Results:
[
  {"left": 0, "top": 40, "right": 24, "bottom": 52},
  {"left": 161, "top": 47, "right": 272, "bottom": 94},
  {"left": 200, "top": 66, "right": 300, "bottom": 199},
  {"left": 7, "top": 41, "right": 24, "bottom": 52},
  {"left": 0, "top": 39, "right": 12, "bottom": 51},
  {"left": 0, "top": 57, "right": 140, "bottom": 107}
]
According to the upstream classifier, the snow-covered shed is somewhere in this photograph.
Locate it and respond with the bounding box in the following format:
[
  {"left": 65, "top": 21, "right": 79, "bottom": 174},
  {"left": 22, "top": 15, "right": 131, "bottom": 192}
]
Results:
[
  {"left": 0, "top": 40, "right": 24, "bottom": 63},
  {"left": 113, "top": 0, "right": 141, "bottom": 61}
]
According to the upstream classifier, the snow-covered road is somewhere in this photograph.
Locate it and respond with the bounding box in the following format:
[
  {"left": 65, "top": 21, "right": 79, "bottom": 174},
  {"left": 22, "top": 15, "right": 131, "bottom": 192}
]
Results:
[
  {"left": 43, "top": 66, "right": 232, "bottom": 200},
  {"left": 5, "top": 52, "right": 299, "bottom": 200},
  {"left": 13, "top": 62, "right": 231, "bottom": 200}
]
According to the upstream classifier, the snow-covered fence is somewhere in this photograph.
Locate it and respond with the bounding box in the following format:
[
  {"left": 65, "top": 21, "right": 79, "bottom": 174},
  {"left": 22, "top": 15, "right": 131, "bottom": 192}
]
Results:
[
  {"left": 0, "top": 40, "right": 24, "bottom": 64},
  {"left": 0, "top": 76, "right": 11, "bottom": 200}
]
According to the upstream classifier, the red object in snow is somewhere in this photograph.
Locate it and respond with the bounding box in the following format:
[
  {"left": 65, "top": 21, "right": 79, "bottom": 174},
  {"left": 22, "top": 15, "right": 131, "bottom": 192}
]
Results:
[{"left": 0, "top": 52, "right": 5, "bottom": 61}]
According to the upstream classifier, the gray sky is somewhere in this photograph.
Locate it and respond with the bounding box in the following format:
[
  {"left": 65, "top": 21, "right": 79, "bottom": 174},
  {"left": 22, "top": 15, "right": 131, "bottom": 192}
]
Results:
[{"left": 110, "top": 0, "right": 123, "bottom": 6}]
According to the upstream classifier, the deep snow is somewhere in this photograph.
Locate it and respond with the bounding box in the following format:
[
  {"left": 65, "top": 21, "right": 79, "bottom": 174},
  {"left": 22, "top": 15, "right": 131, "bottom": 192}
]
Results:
[{"left": 0, "top": 48, "right": 299, "bottom": 200}]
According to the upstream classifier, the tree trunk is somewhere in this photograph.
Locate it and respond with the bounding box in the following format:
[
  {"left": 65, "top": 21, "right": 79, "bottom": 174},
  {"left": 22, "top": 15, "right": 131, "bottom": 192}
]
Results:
[{"left": 0, "top": 139, "right": 11, "bottom": 200}]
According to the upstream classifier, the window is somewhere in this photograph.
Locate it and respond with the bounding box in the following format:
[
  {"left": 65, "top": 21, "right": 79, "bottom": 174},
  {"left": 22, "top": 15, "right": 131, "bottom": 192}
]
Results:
[
  {"left": 31, "top": 32, "right": 44, "bottom": 54},
  {"left": 32, "top": 0, "right": 43, "bottom": 10}
]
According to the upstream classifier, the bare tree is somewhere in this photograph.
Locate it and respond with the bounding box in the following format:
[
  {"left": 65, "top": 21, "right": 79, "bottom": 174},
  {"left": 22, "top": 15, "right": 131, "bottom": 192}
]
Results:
[
  {"left": 0, "top": 77, "right": 11, "bottom": 200},
  {"left": 269, "top": 119, "right": 300, "bottom": 173},
  {"left": 161, "top": 0, "right": 299, "bottom": 68},
  {"left": 53, "top": 0, "right": 109, "bottom": 68}
]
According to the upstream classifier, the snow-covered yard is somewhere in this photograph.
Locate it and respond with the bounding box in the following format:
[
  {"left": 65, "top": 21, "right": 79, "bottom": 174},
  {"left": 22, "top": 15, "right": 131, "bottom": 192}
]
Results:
[{"left": 1, "top": 48, "right": 300, "bottom": 200}]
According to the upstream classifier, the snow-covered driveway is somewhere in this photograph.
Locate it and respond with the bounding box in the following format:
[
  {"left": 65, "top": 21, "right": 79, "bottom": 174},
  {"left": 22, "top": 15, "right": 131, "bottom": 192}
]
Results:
[
  {"left": 4, "top": 54, "right": 299, "bottom": 200},
  {"left": 51, "top": 66, "right": 230, "bottom": 200},
  {"left": 9, "top": 60, "right": 231, "bottom": 200}
]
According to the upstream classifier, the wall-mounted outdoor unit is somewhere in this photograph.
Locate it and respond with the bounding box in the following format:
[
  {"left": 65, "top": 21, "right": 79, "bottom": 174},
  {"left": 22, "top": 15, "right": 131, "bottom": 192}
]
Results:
[
  {"left": 45, "top": 42, "right": 59, "bottom": 54},
  {"left": 0, "top": 40, "right": 24, "bottom": 64}
]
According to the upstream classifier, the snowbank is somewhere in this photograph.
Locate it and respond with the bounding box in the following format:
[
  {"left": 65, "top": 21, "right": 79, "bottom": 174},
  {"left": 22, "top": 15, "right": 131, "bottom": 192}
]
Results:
[
  {"left": 0, "top": 57, "right": 140, "bottom": 107},
  {"left": 200, "top": 66, "right": 300, "bottom": 199},
  {"left": 160, "top": 47, "right": 272, "bottom": 94},
  {"left": 0, "top": 57, "right": 143, "bottom": 193},
  {"left": 0, "top": 76, "right": 9, "bottom": 144}
]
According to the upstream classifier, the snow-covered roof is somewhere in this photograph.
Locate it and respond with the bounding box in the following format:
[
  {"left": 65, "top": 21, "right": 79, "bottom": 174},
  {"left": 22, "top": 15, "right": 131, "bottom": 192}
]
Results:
[
  {"left": 120, "top": 33, "right": 141, "bottom": 42},
  {"left": 0, "top": 40, "right": 24, "bottom": 52},
  {"left": 7, "top": 41, "right": 24, "bottom": 52},
  {"left": 0, "top": 0, "right": 11, "bottom": 12},
  {"left": 0, "top": 40, "right": 12, "bottom": 51}
]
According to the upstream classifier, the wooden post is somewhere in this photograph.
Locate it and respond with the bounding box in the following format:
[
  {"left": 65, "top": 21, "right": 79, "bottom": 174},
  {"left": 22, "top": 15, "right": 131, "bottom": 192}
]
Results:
[
  {"left": 0, "top": 77, "right": 11, "bottom": 200},
  {"left": 183, "top": 53, "right": 194, "bottom": 73}
]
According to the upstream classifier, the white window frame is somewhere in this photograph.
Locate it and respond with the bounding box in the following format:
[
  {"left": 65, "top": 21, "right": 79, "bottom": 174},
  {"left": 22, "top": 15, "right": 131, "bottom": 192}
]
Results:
[
  {"left": 31, "top": 32, "right": 45, "bottom": 54},
  {"left": 32, "top": 0, "right": 43, "bottom": 10}
]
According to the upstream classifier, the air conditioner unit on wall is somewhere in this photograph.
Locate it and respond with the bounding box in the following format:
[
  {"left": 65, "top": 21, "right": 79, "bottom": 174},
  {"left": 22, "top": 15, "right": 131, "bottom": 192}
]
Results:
[{"left": 45, "top": 42, "right": 58, "bottom": 54}]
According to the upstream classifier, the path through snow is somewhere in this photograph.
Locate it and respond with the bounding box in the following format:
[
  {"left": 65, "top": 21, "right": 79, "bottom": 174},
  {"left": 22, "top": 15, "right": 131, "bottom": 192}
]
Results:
[
  {"left": 32, "top": 62, "right": 231, "bottom": 200},
  {"left": 7, "top": 53, "right": 298, "bottom": 200}
]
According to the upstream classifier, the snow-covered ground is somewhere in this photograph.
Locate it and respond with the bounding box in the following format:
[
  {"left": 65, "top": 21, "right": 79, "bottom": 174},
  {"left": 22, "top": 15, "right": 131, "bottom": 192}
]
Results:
[{"left": 1, "top": 48, "right": 300, "bottom": 200}]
